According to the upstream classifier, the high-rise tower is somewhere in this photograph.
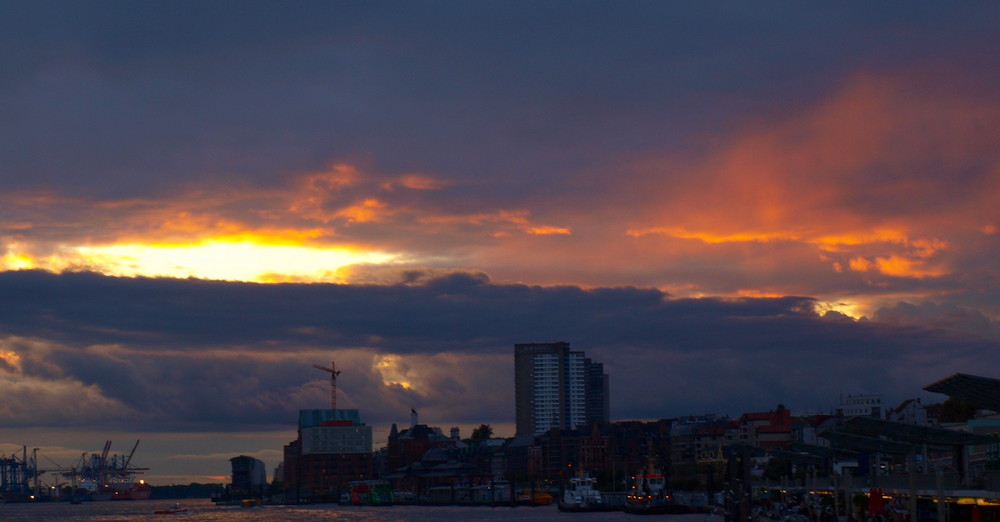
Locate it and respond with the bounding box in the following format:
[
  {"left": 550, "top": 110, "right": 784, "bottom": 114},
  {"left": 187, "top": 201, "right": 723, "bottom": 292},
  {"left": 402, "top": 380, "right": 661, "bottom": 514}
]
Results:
[{"left": 514, "top": 342, "right": 609, "bottom": 436}]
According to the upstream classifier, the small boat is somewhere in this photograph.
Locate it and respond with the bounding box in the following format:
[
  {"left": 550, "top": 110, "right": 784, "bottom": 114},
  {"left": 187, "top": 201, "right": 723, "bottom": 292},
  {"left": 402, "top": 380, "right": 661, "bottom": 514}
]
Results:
[
  {"left": 347, "top": 479, "right": 394, "bottom": 505},
  {"left": 516, "top": 489, "right": 552, "bottom": 506},
  {"left": 558, "top": 474, "right": 617, "bottom": 512},
  {"left": 154, "top": 503, "right": 191, "bottom": 515}
]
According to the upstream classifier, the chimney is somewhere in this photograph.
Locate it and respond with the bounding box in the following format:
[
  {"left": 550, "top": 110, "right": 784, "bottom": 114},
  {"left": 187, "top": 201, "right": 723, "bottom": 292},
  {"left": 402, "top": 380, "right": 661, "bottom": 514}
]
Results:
[
  {"left": 410, "top": 408, "right": 418, "bottom": 428},
  {"left": 451, "top": 427, "right": 460, "bottom": 440}
]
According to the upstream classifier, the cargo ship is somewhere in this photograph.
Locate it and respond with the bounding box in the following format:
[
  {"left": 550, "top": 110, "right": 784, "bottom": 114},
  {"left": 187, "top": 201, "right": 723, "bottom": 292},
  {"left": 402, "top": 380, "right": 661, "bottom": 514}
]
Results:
[
  {"left": 1, "top": 441, "right": 150, "bottom": 502},
  {"left": 71, "top": 440, "right": 150, "bottom": 501},
  {"left": 112, "top": 480, "right": 152, "bottom": 500}
]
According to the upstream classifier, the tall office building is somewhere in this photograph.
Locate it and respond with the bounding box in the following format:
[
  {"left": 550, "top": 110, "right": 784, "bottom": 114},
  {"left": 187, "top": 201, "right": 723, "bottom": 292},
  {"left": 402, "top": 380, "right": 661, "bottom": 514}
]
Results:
[
  {"left": 515, "top": 342, "right": 610, "bottom": 436},
  {"left": 584, "top": 357, "right": 610, "bottom": 426}
]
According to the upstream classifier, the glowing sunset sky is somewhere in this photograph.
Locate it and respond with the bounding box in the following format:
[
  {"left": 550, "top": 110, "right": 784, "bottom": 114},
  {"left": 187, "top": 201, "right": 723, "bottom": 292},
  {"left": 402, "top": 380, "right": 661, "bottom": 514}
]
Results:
[{"left": 1, "top": 1, "right": 998, "bottom": 483}]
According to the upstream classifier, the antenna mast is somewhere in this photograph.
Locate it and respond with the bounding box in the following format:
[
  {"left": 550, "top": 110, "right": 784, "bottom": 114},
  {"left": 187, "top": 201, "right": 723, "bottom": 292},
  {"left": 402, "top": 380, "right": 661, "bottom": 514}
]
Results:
[{"left": 313, "top": 361, "right": 342, "bottom": 409}]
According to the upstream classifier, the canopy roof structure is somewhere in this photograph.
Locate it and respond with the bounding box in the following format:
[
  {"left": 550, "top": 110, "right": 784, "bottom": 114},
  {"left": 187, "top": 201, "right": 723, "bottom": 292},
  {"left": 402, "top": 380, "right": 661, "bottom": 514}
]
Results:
[
  {"left": 768, "top": 443, "right": 859, "bottom": 466},
  {"left": 843, "top": 415, "right": 991, "bottom": 447},
  {"left": 788, "top": 442, "right": 858, "bottom": 460},
  {"left": 924, "top": 373, "right": 1000, "bottom": 412},
  {"left": 818, "top": 416, "right": 992, "bottom": 456},
  {"left": 767, "top": 448, "right": 826, "bottom": 466},
  {"left": 819, "top": 429, "right": 915, "bottom": 455}
]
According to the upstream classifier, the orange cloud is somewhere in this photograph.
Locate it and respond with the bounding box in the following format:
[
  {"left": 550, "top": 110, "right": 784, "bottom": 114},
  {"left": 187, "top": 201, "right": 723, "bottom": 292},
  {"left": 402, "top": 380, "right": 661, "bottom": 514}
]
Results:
[
  {"left": 812, "top": 229, "right": 912, "bottom": 251},
  {"left": 416, "top": 208, "right": 569, "bottom": 236},
  {"left": 381, "top": 173, "right": 451, "bottom": 191},
  {"left": 286, "top": 164, "right": 366, "bottom": 223},
  {"left": 334, "top": 199, "right": 389, "bottom": 224},
  {"left": 849, "top": 255, "right": 949, "bottom": 279},
  {"left": 736, "top": 289, "right": 785, "bottom": 298},
  {"left": 2, "top": 160, "right": 575, "bottom": 283},
  {"left": 849, "top": 257, "right": 874, "bottom": 272},
  {"left": 417, "top": 211, "right": 519, "bottom": 226},
  {"left": 525, "top": 226, "right": 572, "bottom": 236},
  {"left": 627, "top": 227, "right": 800, "bottom": 243},
  {"left": 620, "top": 71, "right": 1000, "bottom": 294},
  {"left": 300, "top": 163, "right": 361, "bottom": 191}
]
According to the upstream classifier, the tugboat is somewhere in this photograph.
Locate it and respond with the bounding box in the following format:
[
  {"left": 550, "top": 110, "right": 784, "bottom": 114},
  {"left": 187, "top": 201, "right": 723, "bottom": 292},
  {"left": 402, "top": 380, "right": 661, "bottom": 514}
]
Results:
[
  {"left": 516, "top": 488, "right": 553, "bottom": 506},
  {"left": 625, "top": 461, "right": 672, "bottom": 514},
  {"left": 624, "top": 438, "right": 694, "bottom": 515},
  {"left": 558, "top": 473, "right": 617, "bottom": 512}
]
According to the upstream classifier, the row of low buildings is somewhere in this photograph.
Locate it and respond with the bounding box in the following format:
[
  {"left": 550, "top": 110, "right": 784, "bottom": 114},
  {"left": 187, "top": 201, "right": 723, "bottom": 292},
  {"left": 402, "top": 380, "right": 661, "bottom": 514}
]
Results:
[
  {"left": 232, "top": 343, "right": 1000, "bottom": 518},
  {"left": 270, "top": 398, "right": 982, "bottom": 504}
]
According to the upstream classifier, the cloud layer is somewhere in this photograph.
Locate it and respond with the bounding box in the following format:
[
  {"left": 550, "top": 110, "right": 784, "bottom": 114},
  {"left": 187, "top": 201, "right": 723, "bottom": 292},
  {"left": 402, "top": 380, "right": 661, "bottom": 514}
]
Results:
[{"left": 2, "top": 270, "right": 996, "bottom": 433}]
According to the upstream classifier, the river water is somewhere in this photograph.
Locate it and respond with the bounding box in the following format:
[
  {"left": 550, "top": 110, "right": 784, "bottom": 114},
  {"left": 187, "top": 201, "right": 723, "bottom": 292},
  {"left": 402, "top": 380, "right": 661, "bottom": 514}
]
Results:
[{"left": 0, "top": 499, "right": 726, "bottom": 521}]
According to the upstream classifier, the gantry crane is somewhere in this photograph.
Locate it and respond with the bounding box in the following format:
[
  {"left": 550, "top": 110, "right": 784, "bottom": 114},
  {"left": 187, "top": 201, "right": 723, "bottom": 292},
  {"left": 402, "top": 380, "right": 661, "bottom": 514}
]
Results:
[{"left": 313, "top": 361, "right": 341, "bottom": 410}]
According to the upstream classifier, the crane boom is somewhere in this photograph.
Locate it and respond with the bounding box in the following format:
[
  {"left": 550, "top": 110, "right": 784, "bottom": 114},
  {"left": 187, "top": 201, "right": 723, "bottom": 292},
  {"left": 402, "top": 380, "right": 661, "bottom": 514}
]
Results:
[
  {"left": 313, "top": 361, "right": 341, "bottom": 409},
  {"left": 123, "top": 440, "right": 140, "bottom": 470},
  {"left": 100, "top": 440, "right": 112, "bottom": 461}
]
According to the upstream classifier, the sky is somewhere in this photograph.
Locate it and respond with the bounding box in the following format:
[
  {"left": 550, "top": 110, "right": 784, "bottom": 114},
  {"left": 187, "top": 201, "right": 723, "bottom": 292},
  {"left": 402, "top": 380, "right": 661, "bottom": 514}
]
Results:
[{"left": 1, "top": 1, "right": 999, "bottom": 485}]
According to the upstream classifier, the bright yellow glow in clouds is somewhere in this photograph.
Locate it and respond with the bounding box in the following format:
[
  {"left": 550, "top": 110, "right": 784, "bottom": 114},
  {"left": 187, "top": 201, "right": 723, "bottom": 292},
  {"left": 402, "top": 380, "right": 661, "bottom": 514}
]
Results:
[
  {"left": 373, "top": 354, "right": 413, "bottom": 389},
  {"left": 74, "top": 241, "right": 398, "bottom": 283},
  {"left": 1, "top": 251, "right": 35, "bottom": 270},
  {"left": 815, "top": 300, "right": 866, "bottom": 319},
  {"left": 0, "top": 350, "right": 22, "bottom": 372}
]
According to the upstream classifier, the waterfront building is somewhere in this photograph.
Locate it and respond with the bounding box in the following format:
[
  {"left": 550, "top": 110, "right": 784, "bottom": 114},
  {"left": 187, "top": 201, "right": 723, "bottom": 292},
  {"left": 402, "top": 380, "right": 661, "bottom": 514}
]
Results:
[
  {"left": 796, "top": 414, "right": 836, "bottom": 446},
  {"left": 382, "top": 412, "right": 511, "bottom": 496},
  {"left": 229, "top": 455, "right": 267, "bottom": 497},
  {"left": 887, "top": 398, "right": 930, "bottom": 425},
  {"left": 608, "top": 419, "right": 672, "bottom": 483},
  {"left": 385, "top": 411, "right": 460, "bottom": 471},
  {"left": 494, "top": 435, "right": 538, "bottom": 482},
  {"left": 836, "top": 393, "right": 883, "bottom": 418},
  {"left": 669, "top": 415, "right": 725, "bottom": 467},
  {"left": 735, "top": 412, "right": 769, "bottom": 446},
  {"left": 283, "top": 408, "right": 374, "bottom": 502},
  {"left": 535, "top": 428, "right": 582, "bottom": 479},
  {"left": 694, "top": 427, "right": 727, "bottom": 464},
  {"left": 514, "top": 342, "right": 609, "bottom": 436},
  {"left": 733, "top": 407, "right": 792, "bottom": 449}
]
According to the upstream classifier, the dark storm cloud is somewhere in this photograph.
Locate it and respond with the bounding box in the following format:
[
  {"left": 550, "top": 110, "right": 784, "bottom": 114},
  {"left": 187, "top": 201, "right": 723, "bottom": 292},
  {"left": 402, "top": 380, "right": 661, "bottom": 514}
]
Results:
[
  {"left": 873, "top": 301, "right": 1000, "bottom": 339},
  {"left": 3, "top": 1, "right": 996, "bottom": 198},
  {"left": 1, "top": 270, "right": 997, "bottom": 431},
  {"left": 0, "top": 269, "right": 805, "bottom": 351}
]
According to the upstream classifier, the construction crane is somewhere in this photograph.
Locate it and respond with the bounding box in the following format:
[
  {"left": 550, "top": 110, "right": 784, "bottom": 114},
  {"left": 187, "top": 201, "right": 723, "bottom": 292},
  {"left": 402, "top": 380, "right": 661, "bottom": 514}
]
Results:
[{"left": 313, "top": 360, "right": 341, "bottom": 410}]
